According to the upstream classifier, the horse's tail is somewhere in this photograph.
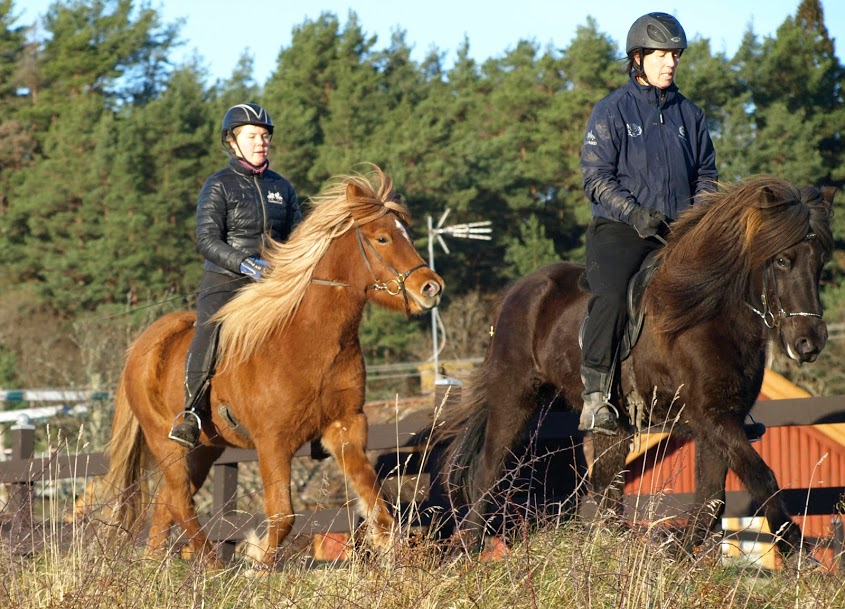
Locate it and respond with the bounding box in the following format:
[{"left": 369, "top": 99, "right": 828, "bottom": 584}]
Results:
[
  {"left": 431, "top": 363, "right": 492, "bottom": 505},
  {"left": 101, "top": 376, "right": 149, "bottom": 535}
]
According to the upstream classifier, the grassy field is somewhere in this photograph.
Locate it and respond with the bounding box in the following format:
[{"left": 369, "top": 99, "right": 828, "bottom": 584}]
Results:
[{"left": 2, "top": 513, "right": 843, "bottom": 609}]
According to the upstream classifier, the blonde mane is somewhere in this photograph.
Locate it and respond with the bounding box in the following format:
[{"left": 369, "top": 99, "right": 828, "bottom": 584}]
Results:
[{"left": 213, "top": 165, "right": 410, "bottom": 367}]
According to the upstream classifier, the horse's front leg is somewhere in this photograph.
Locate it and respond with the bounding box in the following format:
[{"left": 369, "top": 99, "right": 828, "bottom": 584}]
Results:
[
  {"left": 321, "top": 413, "right": 394, "bottom": 548},
  {"left": 697, "top": 422, "right": 802, "bottom": 556},
  {"left": 254, "top": 447, "right": 295, "bottom": 567},
  {"left": 688, "top": 435, "right": 730, "bottom": 554}
]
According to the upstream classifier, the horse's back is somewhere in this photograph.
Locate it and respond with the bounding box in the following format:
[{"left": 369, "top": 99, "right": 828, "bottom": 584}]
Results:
[
  {"left": 121, "top": 311, "right": 196, "bottom": 419},
  {"left": 127, "top": 311, "right": 196, "bottom": 361},
  {"left": 484, "top": 262, "right": 588, "bottom": 399}
]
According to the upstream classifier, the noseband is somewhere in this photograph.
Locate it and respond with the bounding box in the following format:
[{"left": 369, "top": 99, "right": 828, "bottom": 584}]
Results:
[
  {"left": 311, "top": 223, "right": 431, "bottom": 315},
  {"left": 746, "top": 234, "right": 823, "bottom": 329}
]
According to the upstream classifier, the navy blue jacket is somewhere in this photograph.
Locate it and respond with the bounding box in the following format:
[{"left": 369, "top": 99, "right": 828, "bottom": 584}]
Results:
[
  {"left": 581, "top": 75, "right": 718, "bottom": 223},
  {"left": 196, "top": 158, "right": 302, "bottom": 276}
]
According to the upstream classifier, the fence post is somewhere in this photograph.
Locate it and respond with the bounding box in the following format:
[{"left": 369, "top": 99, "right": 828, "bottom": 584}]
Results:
[
  {"left": 212, "top": 461, "right": 240, "bottom": 562},
  {"left": 426, "top": 378, "right": 463, "bottom": 537},
  {"left": 7, "top": 415, "right": 36, "bottom": 551}
]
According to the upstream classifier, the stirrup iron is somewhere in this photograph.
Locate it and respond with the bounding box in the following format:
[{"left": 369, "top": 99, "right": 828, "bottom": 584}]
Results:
[{"left": 168, "top": 410, "right": 203, "bottom": 448}]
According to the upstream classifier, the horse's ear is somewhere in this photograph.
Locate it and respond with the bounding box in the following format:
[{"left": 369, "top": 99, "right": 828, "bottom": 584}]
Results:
[
  {"left": 821, "top": 186, "right": 837, "bottom": 206},
  {"left": 346, "top": 182, "right": 364, "bottom": 202},
  {"left": 760, "top": 185, "right": 775, "bottom": 206}
]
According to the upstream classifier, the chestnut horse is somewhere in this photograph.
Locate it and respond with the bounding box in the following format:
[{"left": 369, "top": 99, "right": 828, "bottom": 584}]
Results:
[
  {"left": 437, "top": 177, "right": 834, "bottom": 557},
  {"left": 102, "top": 166, "right": 443, "bottom": 567}
]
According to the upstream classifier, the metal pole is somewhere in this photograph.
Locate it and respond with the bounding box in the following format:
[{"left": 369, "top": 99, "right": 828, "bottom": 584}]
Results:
[{"left": 428, "top": 215, "right": 440, "bottom": 385}]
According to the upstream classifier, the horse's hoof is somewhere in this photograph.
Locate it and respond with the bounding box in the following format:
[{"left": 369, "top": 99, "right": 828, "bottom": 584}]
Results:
[{"left": 781, "top": 549, "right": 824, "bottom": 573}]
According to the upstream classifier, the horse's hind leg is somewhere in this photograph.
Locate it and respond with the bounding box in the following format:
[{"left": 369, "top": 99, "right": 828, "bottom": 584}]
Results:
[
  {"left": 462, "top": 386, "right": 536, "bottom": 545},
  {"left": 146, "top": 444, "right": 221, "bottom": 566},
  {"left": 321, "top": 413, "right": 395, "bottom": 548}
]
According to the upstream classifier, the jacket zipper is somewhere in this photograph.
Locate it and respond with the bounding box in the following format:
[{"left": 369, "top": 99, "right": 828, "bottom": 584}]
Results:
[{"left": 253, "top": 174, "right": 268, "bottom": 248}]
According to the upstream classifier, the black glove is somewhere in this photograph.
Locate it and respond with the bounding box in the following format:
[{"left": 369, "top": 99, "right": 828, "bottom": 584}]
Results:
[
  {"left": 239, "top": 257, "right": 268, "bottom": 281},
  {"left": 628, "top": 206, "right": 668, "bottom": 239}
]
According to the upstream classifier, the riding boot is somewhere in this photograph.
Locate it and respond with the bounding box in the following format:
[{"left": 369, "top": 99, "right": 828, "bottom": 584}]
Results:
[
  {"left": 168, "top": 372, "right": 208, "bottom": 449},
  {"left": 169, "top": 318, "right": 221, "bottom": 449},
  {"left": 578, "top": 366, "right": 618, "bottom": 435}
]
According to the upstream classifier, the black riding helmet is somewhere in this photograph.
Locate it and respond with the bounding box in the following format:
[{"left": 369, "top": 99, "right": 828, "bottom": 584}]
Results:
[
  {"left": 220, "top": 102, "right": 274, "bottom": 145},
  {"left": 626, "top": 12, "right": 687, "bottom": 55}
]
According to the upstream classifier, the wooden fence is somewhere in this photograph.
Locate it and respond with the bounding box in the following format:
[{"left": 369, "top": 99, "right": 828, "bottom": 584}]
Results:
[{"left": 2, "top": 385, "right": 845, "bottom": 563}]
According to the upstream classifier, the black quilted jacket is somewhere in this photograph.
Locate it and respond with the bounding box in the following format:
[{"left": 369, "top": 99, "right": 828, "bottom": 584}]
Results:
[{"left": 195, "top": 158, "right": 302, "bottom": 276}]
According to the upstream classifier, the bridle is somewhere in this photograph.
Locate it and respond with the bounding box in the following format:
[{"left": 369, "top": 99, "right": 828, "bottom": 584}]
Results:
[
  {"left": 312, "top": 222, "right": 431, "bottom": 314},
  {"left": 746, "top": 234, "right": 823, "bottom": 329}
]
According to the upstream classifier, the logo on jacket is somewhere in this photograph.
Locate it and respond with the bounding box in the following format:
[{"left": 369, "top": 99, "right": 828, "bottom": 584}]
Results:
[
  {"left": 584, "top": 130, "right": 597, "bottom": 146},
  {"left": 267, "top": 191, "right": 285, "bottom": 204},
  {"left": 678, "top": 126, "right": 687, "bottom": 139},
  {"left": 626, "top": 123, "right": 643, "bottom": 138}
]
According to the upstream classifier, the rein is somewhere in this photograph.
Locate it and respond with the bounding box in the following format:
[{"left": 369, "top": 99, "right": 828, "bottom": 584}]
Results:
[
  {"left": 746, "top": 233, "right": 823, "bottom": 329},
  {"left": 311, "top": 223, "right": 430, "bottom": 314}
]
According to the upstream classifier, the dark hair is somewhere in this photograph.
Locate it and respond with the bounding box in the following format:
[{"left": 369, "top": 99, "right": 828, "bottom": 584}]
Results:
[{"left": 625, "top": 47, "right": 683, "bottom": 79}]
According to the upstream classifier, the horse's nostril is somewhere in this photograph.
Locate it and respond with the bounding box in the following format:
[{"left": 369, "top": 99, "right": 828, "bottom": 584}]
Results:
[
  {"left": 424, "top": 281, "right": 441, "bottom": 298},
  {"left": 795, "top": 337, "right": 820, "bottom": 361}
]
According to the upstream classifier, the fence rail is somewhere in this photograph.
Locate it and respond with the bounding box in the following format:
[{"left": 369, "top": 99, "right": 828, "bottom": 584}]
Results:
[{"left": 2, "top": 388, "right": 845, "bottom": 564}]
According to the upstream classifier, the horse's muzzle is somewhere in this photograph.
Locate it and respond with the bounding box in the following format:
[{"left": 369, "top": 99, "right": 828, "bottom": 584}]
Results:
[
  {"left": 414, "top": 278, "right": 443, "bottom": 311},
  {"left": 784, "top": 320, "right": 828, "bottom": 364}
]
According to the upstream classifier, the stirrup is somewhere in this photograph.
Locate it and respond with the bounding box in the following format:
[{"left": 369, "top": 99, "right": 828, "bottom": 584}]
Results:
[
  {"left": 581, "top": 401, "right": 619, "bottom": 435},
  {"left": 168, "top": 410, "right": 202, "bottom": 448},
  {"left": 745, "top": 413, "right": 766, "bottom": 443}
]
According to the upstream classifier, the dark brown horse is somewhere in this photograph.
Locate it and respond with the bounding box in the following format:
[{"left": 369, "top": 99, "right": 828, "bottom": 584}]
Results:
[
  {"left": 437, "top": 176, "right": 834, "bottom": 557},
  {"left": 102, "top": 166, "right": 443, "bottom": 567}
]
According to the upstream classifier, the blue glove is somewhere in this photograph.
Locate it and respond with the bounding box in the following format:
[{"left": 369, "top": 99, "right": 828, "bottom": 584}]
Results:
[{"left": 239, "top": 257, "right": 268, "bottom": 281}]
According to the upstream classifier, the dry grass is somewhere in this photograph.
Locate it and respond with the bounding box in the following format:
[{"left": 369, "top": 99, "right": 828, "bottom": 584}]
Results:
[
  {"left": 3, "top": 398, "right": 844, "bottom": 608},
  {"left": 2, "top": 512, "right": 844, "bottom": 609}
]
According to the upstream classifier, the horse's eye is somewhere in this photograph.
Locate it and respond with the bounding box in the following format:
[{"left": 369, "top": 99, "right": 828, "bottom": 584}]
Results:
[
  {"left": 776, "top": 256, "right": 790, "bottom": 269},
  {"left": 375, "top": 236, "right": 390, "bottom": 245}
]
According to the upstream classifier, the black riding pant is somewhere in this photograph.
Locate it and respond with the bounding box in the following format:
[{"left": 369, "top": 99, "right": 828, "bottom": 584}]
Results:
[
  {"left": 582, "top": 218, "right": 662, "bottom": 375},
  {"left": 184, "top": 271, "right": 249, "bottom": 411}
]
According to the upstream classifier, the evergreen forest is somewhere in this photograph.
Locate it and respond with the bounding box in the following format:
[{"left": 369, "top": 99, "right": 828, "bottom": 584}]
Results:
[{"left": 0, "top": 0, "right": 843, "bottom": 396}]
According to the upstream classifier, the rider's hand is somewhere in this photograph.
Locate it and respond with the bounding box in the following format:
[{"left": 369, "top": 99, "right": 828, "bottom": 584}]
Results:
[
  {"left": 239, "top": 257, "right": 268, "bottom": 281},
  {"left": 628, "top": 206, "right": 668, "bottom": 239}
]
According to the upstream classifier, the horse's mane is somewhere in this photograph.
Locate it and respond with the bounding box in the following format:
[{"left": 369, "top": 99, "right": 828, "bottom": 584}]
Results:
[
  {"left": 214, "top": 165, "right": 411, "bottom": 366},
  {"left": 645, "top": 175, "right": 833, "bottom": 339}
]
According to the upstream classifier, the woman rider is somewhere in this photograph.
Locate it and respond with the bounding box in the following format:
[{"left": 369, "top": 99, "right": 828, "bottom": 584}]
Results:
[
  {"left": 578, "top": 13, "right": 718, "bottom": 434},
  {"left": 169, "top": 103, "right": 302, "bottom": 448}
]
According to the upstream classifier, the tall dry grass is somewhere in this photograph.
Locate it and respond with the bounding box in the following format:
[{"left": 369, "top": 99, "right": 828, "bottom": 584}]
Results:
[
  {"left": 3, "top": 419, "right": 845, "bottom": 609},
  {"left": 2, "top": 509, "right": 844, "bottom": 609}
]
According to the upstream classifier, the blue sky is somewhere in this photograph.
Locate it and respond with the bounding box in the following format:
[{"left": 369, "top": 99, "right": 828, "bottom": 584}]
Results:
[{"left": 17, "top": 0, "right": 845, "bottom": 84}]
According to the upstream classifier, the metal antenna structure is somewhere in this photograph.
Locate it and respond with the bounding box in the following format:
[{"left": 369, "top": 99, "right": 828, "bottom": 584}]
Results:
[{"left": 427, "top": 208, "right": 492, "bottom": 383}]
